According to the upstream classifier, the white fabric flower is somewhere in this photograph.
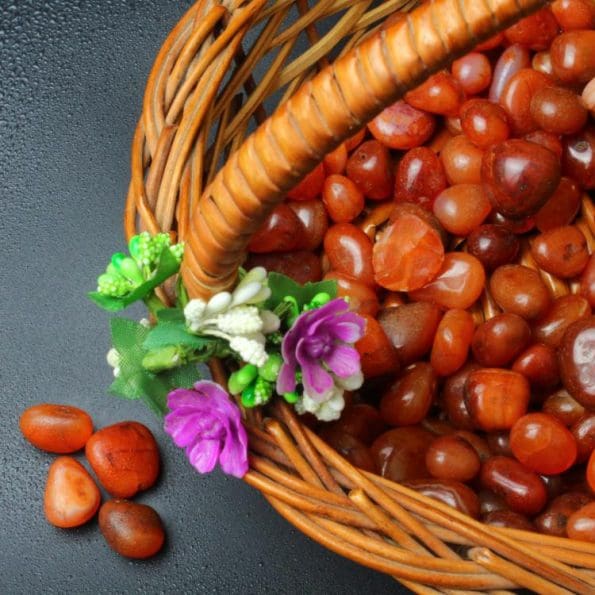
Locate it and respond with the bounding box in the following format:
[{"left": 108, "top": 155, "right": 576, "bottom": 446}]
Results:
[
  {"left": 206, "top": 291, "right": 232, "bottom": 315},
  {"left": 336, "top": 370, "right": 364, "bottom": 391},
  {"left": 260, "top": 310, "right": 281, "bottom": 334},
  {"left": 106, "top": 348, "right": 121, "bottom": 378},
  {"left": 231, "top": 267, "right": 271, "bottom": 306},
  {"left": 216, "top": 306, "right": 263, "bottom": 335},
  {"left": 228, "top": 333, "right": 268, "bottom": 367},
  {"left": 139, "top": 318, "right": 151, "bottom": 328},
  {"left": 184, "top": 299, "right": 207, "bottom": 325},
  {"left": 295, "top": 387, "right": 345, "bottom": 422}
]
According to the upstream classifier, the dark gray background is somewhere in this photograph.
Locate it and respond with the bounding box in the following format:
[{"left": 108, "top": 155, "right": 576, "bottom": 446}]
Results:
[{"left": 0, "top": 1, "right": 408, "bottom": 593}]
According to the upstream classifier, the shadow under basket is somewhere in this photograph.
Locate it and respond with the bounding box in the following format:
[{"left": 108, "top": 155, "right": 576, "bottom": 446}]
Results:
[{"left": 123, "top": 0, "right": 595, "bottom": 592}]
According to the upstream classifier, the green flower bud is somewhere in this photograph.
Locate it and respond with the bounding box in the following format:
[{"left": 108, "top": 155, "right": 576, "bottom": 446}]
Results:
[
  {"left": 254, "top": 376, "right": 273, "bottom": 405},
  {"left": 283, "top": 295, "right": 300, "bottom": 326},
  {"left": 170, "top": 242, "right": 184, "bottom": 263},
  {"left": 308, "top": 292, "right": 331, "bottom": 309},
  {"left": 116, "top": 257, "right": 144, "bottom": 284},
  {"left": 258, "top": 353, "right": 282, "bottom": 382},
  {"left": 97, "top": 273, "right": 130, "bottom": 297},
  {"left": 228, "top": 364, "right": 258, "bottom": 395},
  {"left": 105, "top": 263, "right": 120, "bottom": 277},
  {"left": 128, "top": 234, "right": 143, "bottom": 262},
  {"left": 283, "top": 391, "right": 299, "bottom": 404},
  {"left": 142, "top": 346, "right": 183, "bottom": 372},
  {"left": 241, "top": 384, "right": 256, "bottom": 408}
]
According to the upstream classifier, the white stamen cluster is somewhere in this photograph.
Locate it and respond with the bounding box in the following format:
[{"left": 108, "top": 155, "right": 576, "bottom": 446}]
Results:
[
  {"left": 295, "top": 371, "right": 364, "bottom": 422},
  {"left": 182, "top": 267, "right": 278, "bottom": 366},
  {"left": 106, "top": 348, "right": 121, "bottom": 378}
]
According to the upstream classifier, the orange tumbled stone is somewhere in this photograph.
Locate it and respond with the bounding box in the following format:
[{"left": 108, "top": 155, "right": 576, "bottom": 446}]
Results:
[
  {"left": 355, "top": 315, "right": 400, "bottom": 378},
  {"left": 409, "top": 252, "right": 486, "bottom": 310},
  {"left": 44, "top": 457, "right": 101, "bottom": 528},
  {"left": 99, "top": 500, "right": 165, "bottom": 559},
  {"left": 20, "top": 403, "right": 93, "bottom": 453},
  {"left": 86, "top": 421, "right": 160, "bottom": 498},
  {"left": 373, "top": 212, "right": 444, "bottom": 291}
]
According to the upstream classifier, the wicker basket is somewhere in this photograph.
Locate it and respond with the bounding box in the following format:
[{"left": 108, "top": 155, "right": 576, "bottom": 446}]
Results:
[{"left": 124, "top": 0, "right": 595, "bottom": 592}]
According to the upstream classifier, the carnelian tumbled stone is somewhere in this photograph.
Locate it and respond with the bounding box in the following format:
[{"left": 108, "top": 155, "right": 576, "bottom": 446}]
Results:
[
  {"left": 504, "top": 8, "right": 559, "bottom": 51},
  {"left": 44, "top": 457, "right": 101, "bottom": 528},
  {"left": 405, "top": 71, "right": 465, "bottom": 117},
  {"left": 286, "top": 162, "right": 325, "bottom": 200},
  {"left": 324, "top": 223, "right": 375, "bottom": 286},
  {"left": 510, "top": 413, "right": 578, "bottom": 475},
  {"left": 326, "top": 403, "right": 385, "bottom": 446},
  {"left": 440, "top": 134, "right": 484, "bottom": 185},
  {"left": 19, "top": 404, "right": 93, "bottom": 453},
  {"left": 530, "top": 86, "right": 588, "bottom": 136},
  {"left": 368, "top": 100, "right": 435, "bottom": 150},
  {"left": 288, "top": 200, "right": 328, "bottom": 251},
  {"left": 535, "top": 491, "right": 592, "bottom": 537},
  {"left": 530, "top": 225, "right": 589, "bottom": 279},
  {"left": 481, "top": 139, "right": 561, "bottom": 219},
  {"left": 371, "top": 426, "right": 433, "bottom": 482},
  {"left": 490, "top": 265, "right": 551, "bottom": 321},
  {"left": 372, "top": 212, "right": 444, "bottom": 292},
  {"left": 533, "top": 294, "right": 591, "bottom": 348},
  {"left": 489, "top": 44, "right": 531, "bottom": 103},
  {"left": 483, "top": 510, "right": 535, "bottom": 531},
  {"left": 571, "top": 415, "right": 595, "bottom": 463},
  {"left": 323, "top": 272, "right": 379, "bottom": 317},
  {"left": 465, "top": 368, "right": 530, "bottom": 431},
  {"left": 86, "top": 421, "right": 160, "bottom": 498},
  {"left": 247, "top": 251, "right": 322, "bottom": 284},
  {"left": 550, "top": 30, "right": 595, "bottom": 84},
  {"left": 512, "top": 343, "right": 560, "bottom": 389},
  {"left": 403, "top": 479, "right": 480, "bottom": 518},
  {"left": 378, "top": 302, "right": 442, "bottom": 366},
  {"left": 346, "top": 140, "right": 394, "bottom": 200},
  {"left": 409, "top": 252, "right": 486, "bottom": 310},
  {"left": 380, "top": 363, "right": 436, "bottom": 427},
  {"left": 558, "top": 316, "right": 595, "bottom": 408},
  {"left": 534, "top": 177, "right": 582, "bottom": 232},
  {"left": 425, "top": 435, "right": 481, "bottom": 482},
  {"left": 580, "top": 255, "right": 595, "bottom": 307},
  {"left": 99, "top": 500, "right": 165, "bottom": 559},
  {"left": 394, "top": 147, "right": 447, "bottom": 210},
  {"left": 467, "top": 224, "right": 519, "bottom": 271},
  {"left": 322, "top": 174, "right": 364, "bottom": 223},
  {"left": 441, "top": 363, "right": 480, "bottom": 430},
  {"left": 248, "top": 204, "right": 303, "bottom": 253},
  {"left": 471, "top": 313, "right": 531, "bottom": 367},
  {"left": 543, "top": 389, "right": 585, "bottom": 427},
  {"left": 452, "top": 53, "right": 491, "bottom": 95},
  {"left": 551, "top": 0, "right": 595, "bottom": 30},
  {"left": 355, "top": 315, "right": 400, "bottom": 378},
  {"left": 318, "top": 428, "right": 376, "bottom": 472},
  {"left": 562, "top": 126, "right": 595, "bottom": 189},
  {"left": 480, "top": 455, "right": 547, "bottom": 515},
  {"left": 460, "top": 99, "right": 510, "bottom": 149},
  {"left": 567, "top": 502, "right": 595, "bottom": 543},
  {"left": 430, "top": 309, "right": 475, "bottom": 377},
  {"left": 432, "top": 184, "right": 491, "bottom": 236}
]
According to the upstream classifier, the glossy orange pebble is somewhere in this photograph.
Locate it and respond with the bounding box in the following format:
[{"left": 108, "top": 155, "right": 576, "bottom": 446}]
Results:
[
  {"left": 533, "top": 294, "right": 591, "bottom": 347},
  {"left": 542, "top": 389, "right": 585, "bottom": 427},
  {"left": 288, "top": 200, "right": 328, "bottom": 251},
  {"left": 580, "top": 254, "right": 595, "bottom": 307},
  {"left": 567, "top": 502, "right": 595, "bottom": 543},
  {"left": 530, "top": 86, "right": 588, "bottom": 136},
  {"left": 489, "top": 265, "right": 551, "bottom": 321},
  {"left": 510, "top": 413, "right": 578, "bottom": 475},
  {"left": 562, "top": 126, "right": 595, "bottom": 190},
  {"left": 460, "top": 99, "right": 510, "bottom": 149},
  {"left": 489, "top": 44, "right": 531, "bottom": 103},
  {"left": 286, "top": 162, "right": 324, "bottom": 201},
  {"left": 432, "top": 184, "right": 491, "bottom": 236},
  {"left": 372, "top": 211, "right": 444, "bottom": 292},
  {"left": 503, "top": 8, "right": 559, "bottom": 51},
  {"left": 440, "top": 134, "right": 483, "bottom": 185},
  {"left": 530, "top": 225, "right": 589, "bottom": 278},
  {"left": 44, "top": 457, "right": 101, "bottom": 528},
  {"left": 425, "top": 435, "right": 480, "bottom": 482},
  {"left": 512, "top": 343, "right": 560, "bottom": 389},
  {"left": 317, "top": 428, "right": 376, "bottom": 472},
  {"left": 86, "top": 421, "right": 160, "bottom": 498},
  {"left": 19, "top": 404, "right": 93, "bottom": 453},
  {"left": 354, "top": 315, "right": 399, "bottom": 378},
  {"left": 324, "top": 272, "right": 379, "bottom": 317},
  {"left": 99, "top": 500, "right": 165, "bottom": 559},
  {"left": 247, "top": 251, "right": 322, "bottom": 284},
  {"left": 471, "top": 313, "right": 531, "bottom": 367},
  {"left": 480, "top": 455, "right": 547, "bottom": 516},
  {"left": 403, "top": 479, "right": 480, "bottom": 518},
  {"left": 465, "top": 368, "right": 530, "bottom": 431},
  {"left": 550, "top": 30, "right": 595, "bottom": 83},
  {"left": 535, "top": 491, "right": 592, "bottom": 537},
  {"left": 572, "top": 414, "right": 595, "bottom": 463},
  {"left": 404, "top": 71, "right": 465, "bottom": 117},
  {"left": 551, "top": 0, "right": 595, "bottom": 30},
  {"left": 345, "top": 139, "right": 394, "bottom": 200},
  {"left": 409, "top": 252, "right": 485, "bottom": 310},
  {"left": 451, "top": 52, "right": 491, "bottom": 95},
  {"left": 430, "top": 309, "right": 474, "bottom": 377},
  {"left": 322, "top": 174, "right": 364, "bottom": 223},
  {"left": 534, "top": 177, "right": 582, "bottom": 232},
  {"left": 466, "top": 224, "right": 519, "bottom": 271},
  {"left": 378, "top": 302, "right": 443, "bottom": 366}
]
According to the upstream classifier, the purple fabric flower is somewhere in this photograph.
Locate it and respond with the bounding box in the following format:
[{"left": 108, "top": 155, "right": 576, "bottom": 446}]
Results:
[
  {"left": 277, "top": 298, "right": 365, "bottom": 401},
  {"left": 164, "top": 380, "right": 248, "bottom": 478}
]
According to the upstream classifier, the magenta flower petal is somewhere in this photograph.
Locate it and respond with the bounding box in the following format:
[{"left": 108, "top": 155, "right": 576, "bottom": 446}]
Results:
[
  {"left": 187, "top": 438, "right": 221, "bottom": 474},
  {"left": 323, "top": 344, "right": 361, "bottom": 378},
  {"left": 164, "top": 380, "right": 248, "bottom": 478},
  {"left": 279, "top": 298, "right": 365, "bottom": 401}
]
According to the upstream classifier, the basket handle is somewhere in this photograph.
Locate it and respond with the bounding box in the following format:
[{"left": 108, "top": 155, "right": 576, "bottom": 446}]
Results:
[{"left": 182, "top": 0, "right": 550, "bottom": 298}]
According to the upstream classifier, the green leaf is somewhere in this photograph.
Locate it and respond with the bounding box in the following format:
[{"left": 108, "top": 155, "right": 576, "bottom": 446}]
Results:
[
  {"left": 88, "top": 247, "right": 181, "bottom": 312},
  {"left": 106, "top": 317, "right": 202, "bottom": 417},
  {"left": 265, "top": 272, "right": 337, "bottom": 311},
  {"left": 156, "top": 307, "right": 185, "bottom": 323},
  {"left": 143, "top": 320, "right": 216, "bottom": 352}
]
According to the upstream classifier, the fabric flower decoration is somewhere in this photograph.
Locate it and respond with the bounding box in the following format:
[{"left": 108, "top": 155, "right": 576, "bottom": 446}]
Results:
[
  {"left": 164, "top": 380, "right": 248, "bottom": 478},
  {"left": 277, "top": 298, "right": 365, "bottom": 401}
]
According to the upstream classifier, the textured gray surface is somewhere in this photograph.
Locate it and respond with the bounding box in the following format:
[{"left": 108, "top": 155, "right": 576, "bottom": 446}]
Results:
[{"left": 0, "top": 1, "right": 407, "bottom": 593}]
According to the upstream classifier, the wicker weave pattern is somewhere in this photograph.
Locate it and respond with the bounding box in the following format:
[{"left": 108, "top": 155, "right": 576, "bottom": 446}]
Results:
[{"left": 125, "top": 0, "right": 595, "bottom": 592}]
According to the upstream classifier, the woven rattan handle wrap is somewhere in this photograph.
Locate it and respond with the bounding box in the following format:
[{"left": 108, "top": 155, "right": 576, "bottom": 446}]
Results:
[{"left": 183, "top": 0, "right": 550, "bottom": 298}]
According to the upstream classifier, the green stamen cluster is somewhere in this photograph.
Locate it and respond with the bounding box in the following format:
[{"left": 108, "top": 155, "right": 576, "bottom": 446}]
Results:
[
  {"left": 228, "top": 353, "right": 283, "bottom": 408},
  {"left": 97, "top": 232, "right": 184, "bottom": 298}
]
